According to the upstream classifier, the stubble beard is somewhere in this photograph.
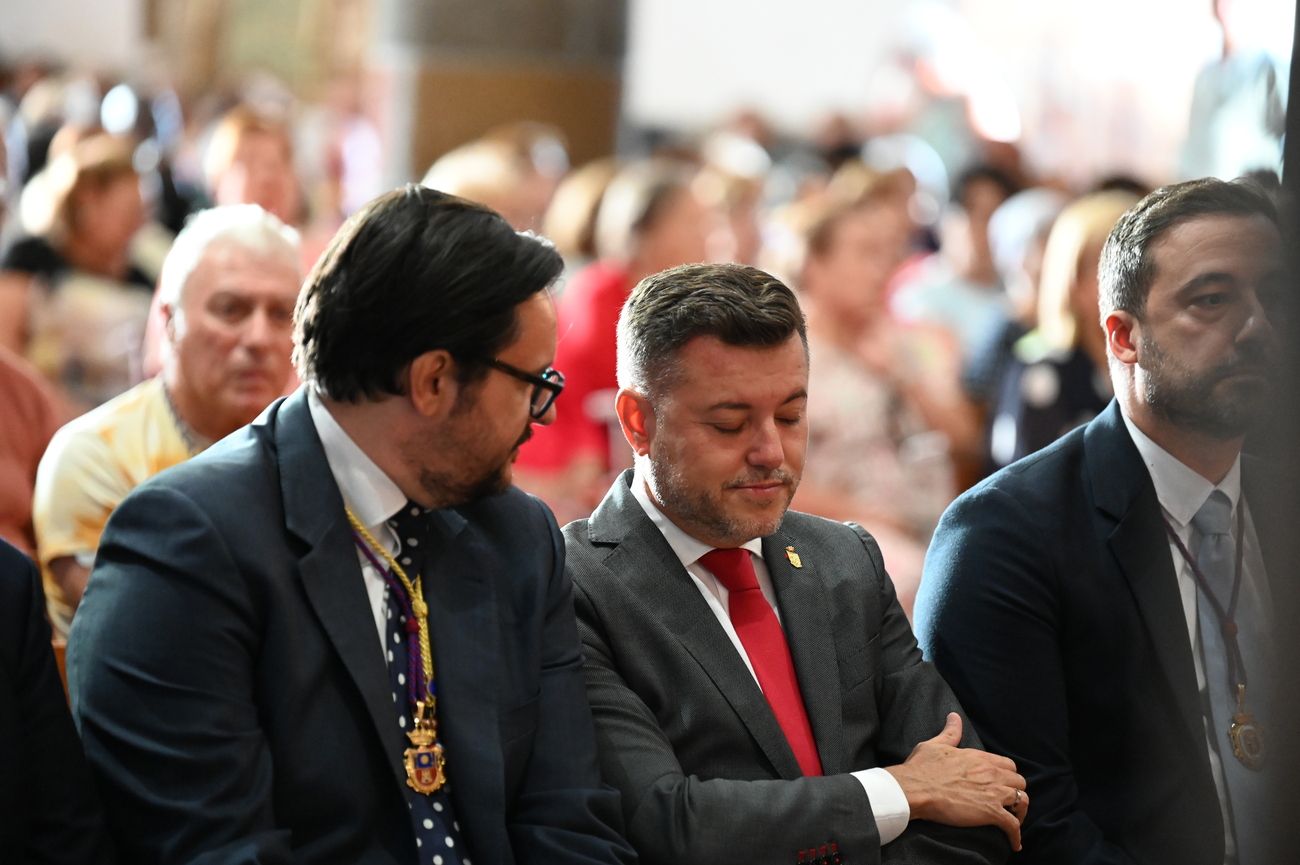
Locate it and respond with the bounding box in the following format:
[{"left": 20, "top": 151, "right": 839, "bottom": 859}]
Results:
[
  {"left": 414, "top": 406, "right": 532, "bottom": 509},
  {"left": 647, "top": 450, "right": 794, "bottom": 547},
  {"left": 419, "top": 460, "right": 511, "bottom": 509},
  {"left": 1140, "top": 332, "right": 1273, "bottom": 440}
]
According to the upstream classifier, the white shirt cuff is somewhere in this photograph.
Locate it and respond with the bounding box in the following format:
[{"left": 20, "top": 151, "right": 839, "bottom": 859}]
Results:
[{"left": 853, "top": 767, "right": 910, "bottom": 846}]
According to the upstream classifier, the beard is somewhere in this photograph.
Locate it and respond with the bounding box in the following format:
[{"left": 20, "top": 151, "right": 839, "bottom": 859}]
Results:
[
  {"left": 1140, "top": 331, "right": 1274, "bottom": 440},
  {"left": 420, "top": 458, "right": 511, "bottom": 508},
  {"left": 415, "top": 412, "right": 533, "bottom": 509},
  {"left": 646, "top": 450, "right": 796, "bottom": 547}
]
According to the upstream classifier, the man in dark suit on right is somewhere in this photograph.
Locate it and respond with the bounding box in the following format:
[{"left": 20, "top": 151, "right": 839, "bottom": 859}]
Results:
[{"left": 916, "top": 177, "right": 1296, "bottom": 865}]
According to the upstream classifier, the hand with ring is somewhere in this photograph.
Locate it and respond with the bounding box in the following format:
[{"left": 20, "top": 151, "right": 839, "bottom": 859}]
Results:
[{"left": 885, "top": 713, "right": 1031, "bottom": 851}]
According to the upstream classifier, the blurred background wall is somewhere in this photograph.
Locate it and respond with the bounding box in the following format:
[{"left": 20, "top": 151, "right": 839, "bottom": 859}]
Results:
[{"left": 2, "top": 0, "right": 1292, "bottom": 187}]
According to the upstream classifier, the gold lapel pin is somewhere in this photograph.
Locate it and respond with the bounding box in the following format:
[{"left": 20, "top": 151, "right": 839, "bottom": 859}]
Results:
[{"left": 785, "top": 546, "right": 802, "bottom": 569}]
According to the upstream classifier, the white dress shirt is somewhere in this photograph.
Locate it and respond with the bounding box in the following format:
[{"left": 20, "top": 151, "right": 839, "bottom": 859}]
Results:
[
  {"left": 308, "top": 387, "right": 407, "bottom": 655},
  {"left": 1120, "top": 410, "right": 1273, "bottom": 863},
  {"left": 629, "top": 464, "right": 911, "bottom": 846}
]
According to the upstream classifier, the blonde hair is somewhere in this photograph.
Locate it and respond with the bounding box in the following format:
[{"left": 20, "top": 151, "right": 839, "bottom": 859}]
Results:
[
  {"left": 1036, "top": 191, "right": 1139, "bottom": 351},
  {"left": 421, "top": 140, "right": 532, "bottom": 206},
  {"left": 593, "top": 159, "right": 697, "bottom": 263},
  {"left": 23, "top": 132, "right": 138, "bottom": 242},
  {"left": 203, "top": 105, "right": 293, "bottom": 190},
  {"left": 541, "top": 157, "right": 620, "bottom": 261},
  {"left": 765, "top": 169, "right": 903, "bottom": 283}
]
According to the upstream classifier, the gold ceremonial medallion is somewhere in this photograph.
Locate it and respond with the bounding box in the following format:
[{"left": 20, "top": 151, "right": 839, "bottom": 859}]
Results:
[
  {"left": 1229, "top": 684, "right": 1264, "bottom": 771},
  {"left": 404, "top": 739, "right": 446, "bottom": 794},
  {"left": 785, "top": 546, "right": 802, "bottom": 569},
  {"left": 1229, "top": 714, "right": 1264, "bottom": 771},
  {"left": 404, "top": 701, "right": 447, "bottom": 794},
  {"left": 346, "top": 512, "right": 450, "bottom": 794}
]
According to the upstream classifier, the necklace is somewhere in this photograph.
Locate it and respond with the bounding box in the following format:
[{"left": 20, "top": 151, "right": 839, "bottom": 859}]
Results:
[
  {"left": 1163, "top": 506, "right": 1263, "bottom": 771},
  {"left": 346, "top": 508, "right": 447, "bottom": 793},
  {"left": 160, "top": 381, "right": 213, "bottom": 455}
]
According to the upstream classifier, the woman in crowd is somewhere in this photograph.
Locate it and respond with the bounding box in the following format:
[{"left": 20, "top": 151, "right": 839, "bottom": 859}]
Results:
[
  {"left": 986, "top": 189, "right": 1138, "bottom": 468},
  {"left": 786, "top": 181, "right": 971, "bottom": 615},
  {"left": 0, "top": 131, "right": 151, "bottom": 408},
  {"left": 541, "top": 156, "right": 621, "bottom": 276},
  {"left": 514, "top": 158, "right": 725, "bottom": 522}
]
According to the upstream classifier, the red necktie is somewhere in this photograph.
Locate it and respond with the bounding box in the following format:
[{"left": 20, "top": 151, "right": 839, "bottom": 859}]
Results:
[{"left": 700, "top": 548, "right": 823, "bottom": 776}]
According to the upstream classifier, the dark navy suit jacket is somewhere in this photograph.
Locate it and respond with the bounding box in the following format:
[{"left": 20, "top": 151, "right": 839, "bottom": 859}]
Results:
[
  {"left": 68, "top": 388, "right": 635, "bottom": 865},
  {"left": 916, "top": 400, "right": 1298, "bottom": 864},
  {"left": 0, "top": 538, "right": 113, "bottom": 864}
]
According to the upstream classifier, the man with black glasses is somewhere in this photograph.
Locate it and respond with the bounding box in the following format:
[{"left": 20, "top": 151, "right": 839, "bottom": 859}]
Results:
[{"left": 69, "top": 185, "right": 635, "bottom": 865}]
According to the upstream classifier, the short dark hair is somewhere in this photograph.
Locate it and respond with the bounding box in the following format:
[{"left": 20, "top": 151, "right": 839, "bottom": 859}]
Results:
[
  {"left": 951, "top": 163, "right": 1019, "bottom": 210},
  {"left": 294, "top": 184, "right": 562, "bottom": 401},
  {"left": 1098, "top": 177, "right": 1279, "bottom": 321},
  {"left": 616, "top": 263, "right": 807, "bottom": 399}
]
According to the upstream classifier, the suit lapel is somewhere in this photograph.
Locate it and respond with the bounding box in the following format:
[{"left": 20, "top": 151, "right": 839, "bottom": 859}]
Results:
[
  {"left": 1087, "top": 403, "right": 1204, "bottom": 749},
  {"left": 590, "top": 472, "right": 803, "bottom": 779},
  {"left": 764, "top": 532, "right": 844, "bottom": 775},
  {"left": 275, "top": 390, "right": 406, "bottom": 789}
]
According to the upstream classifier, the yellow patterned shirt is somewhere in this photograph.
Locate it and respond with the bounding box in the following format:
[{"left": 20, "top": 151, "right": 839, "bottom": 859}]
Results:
[{"left": 33, "top": 376, "right": 193, "bottom": 636}]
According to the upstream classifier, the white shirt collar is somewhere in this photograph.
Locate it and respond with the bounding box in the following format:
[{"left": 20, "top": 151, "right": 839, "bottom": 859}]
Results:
[
  {"left": 629, "top": 461, "right": 764, "bottom": 567},
  {"left": 307, "top": 386, "right": 408, "bottom": 533},
  {"left": 1119, "top": 407, "right": 1241, "bottom": 529}
]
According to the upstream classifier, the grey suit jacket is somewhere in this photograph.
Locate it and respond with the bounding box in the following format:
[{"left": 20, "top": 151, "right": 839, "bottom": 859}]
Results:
[
  {"left": 68, "top": 389, "right": 635, "bottom": 865},
  {"left": 564, "top": 471, "right": 1008, "bottom": 865}
]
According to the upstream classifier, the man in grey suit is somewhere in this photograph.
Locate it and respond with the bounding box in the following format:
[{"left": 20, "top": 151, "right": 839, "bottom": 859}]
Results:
[
  {"left": 69, "top": 186, "right": 635, "bottom": 864},
  {"left": 564, "top": 263, "right": 1025, "bottom": 865}
]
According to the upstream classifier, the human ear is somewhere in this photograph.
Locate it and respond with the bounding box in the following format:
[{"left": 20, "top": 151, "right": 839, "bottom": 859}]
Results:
[
  {"left": 1105, "top": 310, "right": 1139, "bottom": 365},
  {"left": 407, "top": 350, "right": 458, "bottom": 417},
  {"left": 614, "top": 389, "right": 655, "bottom": 457},
  {"left": 161, "top": 302, "right": 178, "bottom": 342}
]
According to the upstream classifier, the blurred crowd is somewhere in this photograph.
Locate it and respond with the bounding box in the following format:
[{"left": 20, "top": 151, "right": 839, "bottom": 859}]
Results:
[{"left": 0, "top": 37, "right": 1286, "bottom": 626}]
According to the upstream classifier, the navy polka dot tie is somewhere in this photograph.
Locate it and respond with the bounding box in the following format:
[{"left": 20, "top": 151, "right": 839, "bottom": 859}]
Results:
[{"left": 387, "top": 502, "right": 470, "bottom": 865}]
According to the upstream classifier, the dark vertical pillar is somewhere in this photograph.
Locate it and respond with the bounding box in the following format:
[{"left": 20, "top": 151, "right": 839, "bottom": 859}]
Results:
[
  {"left": 368, "top": 0, "right": 627, "bottom": 186},
  {"left": 1274, "top": 0, "right": 1300, "bottom": 841}
]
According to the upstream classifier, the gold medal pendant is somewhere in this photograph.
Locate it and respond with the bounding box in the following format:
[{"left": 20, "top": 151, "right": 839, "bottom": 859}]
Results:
[
  {"left": 404, "top": 702, "right": 447, "bottom": 794},
  {"left": 1228, "top": 684, "right": 1265, "bottom": 771},
  {"left": 346, "top": 513, "right": 449, "bottom": 794}
]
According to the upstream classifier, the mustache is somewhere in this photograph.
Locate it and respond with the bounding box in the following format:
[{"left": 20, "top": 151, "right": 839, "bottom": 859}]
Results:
[
  {"left": 1212, "top": 349, "right": 1274, "bottom": 381},
  {"left": 723, "top": 470, "right": 796, "bottom": 489},
  {"left": 515, "top": 425, "right": 533, "bottom": 449}
]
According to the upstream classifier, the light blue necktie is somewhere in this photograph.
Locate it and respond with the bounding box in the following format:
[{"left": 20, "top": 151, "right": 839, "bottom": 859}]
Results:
[{"left": 1192, "top": 490, "right": 1270, "bottom": 865}]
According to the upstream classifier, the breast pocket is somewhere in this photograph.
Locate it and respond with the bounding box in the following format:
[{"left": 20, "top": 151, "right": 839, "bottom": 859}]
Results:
[
  {"left": 500, "top": 696, "right": 539, "bottom": 796},
  {"left": 838, "top": 635, "right": 881, "bottom": 742},
  {"left": 838, "top": 634, "right": 879, "bottom": 693}
]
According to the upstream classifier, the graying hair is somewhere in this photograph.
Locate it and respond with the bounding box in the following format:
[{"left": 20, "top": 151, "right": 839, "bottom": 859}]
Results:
[{"left": 158, "top": 204, "right": 301, "bottom": 309}]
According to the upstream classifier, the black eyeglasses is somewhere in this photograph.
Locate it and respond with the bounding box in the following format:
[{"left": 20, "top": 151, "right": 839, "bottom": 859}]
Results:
[{"left": 483, "top": 359, "right": 565, "bottom": 419}]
